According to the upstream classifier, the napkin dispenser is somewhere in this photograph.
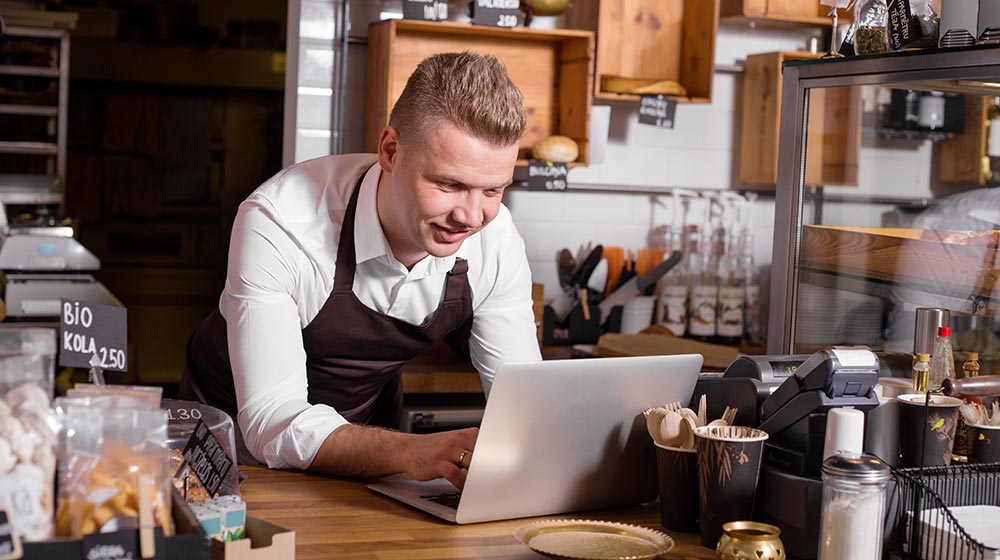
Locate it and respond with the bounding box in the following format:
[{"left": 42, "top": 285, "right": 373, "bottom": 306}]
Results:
[{"left": 757, "top": 346, "right": 881, "bottom": 477}]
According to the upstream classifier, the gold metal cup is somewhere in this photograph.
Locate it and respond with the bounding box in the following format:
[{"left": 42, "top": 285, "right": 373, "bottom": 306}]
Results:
[{"left": 716, "top": 521, "right": 785, "bottom": 560}]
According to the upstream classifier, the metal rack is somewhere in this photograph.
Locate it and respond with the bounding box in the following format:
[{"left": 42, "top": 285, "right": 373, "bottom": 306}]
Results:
[{"left": 0, "top": 21, "right": 70, "bottom": 207}]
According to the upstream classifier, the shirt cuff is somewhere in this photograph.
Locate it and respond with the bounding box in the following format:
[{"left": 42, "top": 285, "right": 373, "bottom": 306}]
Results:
[{"left": 262, "top": 404, "right": 348, "bottom": 470}]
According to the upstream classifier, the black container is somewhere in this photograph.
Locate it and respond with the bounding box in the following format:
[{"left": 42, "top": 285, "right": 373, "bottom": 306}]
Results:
[
  {"left": 542, "top": 304, "right": 622, "bottom": 345},
  {"left": 655, "top": 444, "right": 699, "bottom": 532}
]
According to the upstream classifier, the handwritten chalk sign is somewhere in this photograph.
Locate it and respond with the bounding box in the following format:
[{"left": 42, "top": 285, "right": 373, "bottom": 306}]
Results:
[
  {"left": 82, "top": 530, "right": 139, "bottom": 560},
  {"left": 527, "top": 161, "right": 568, "bottom": 191},
  {"left": 0, "top": 509, "right": 21, "bottom": 560},
  {"left": 639, "top": 95, "right": 677, "bottom": 129},
  {"left": 181, "top": 419, "right": 234, "bottom": 498},
  {"left": 472, "top": 0, "right": 519, "bottom": 27},
  {"left": 403, "top": 0, "right": 447, "bottom": 21},
  {"left": 887, "top": 0, "right": 915, "bottom": 51},
  {"left": 59, "top": 299, "right": 127, "bottom": 371}
]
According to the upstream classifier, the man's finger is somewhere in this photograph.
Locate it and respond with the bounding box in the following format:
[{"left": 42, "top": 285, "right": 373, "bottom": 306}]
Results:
[{"left": 441, "top": 462, "right": 466, "bottom": 490}]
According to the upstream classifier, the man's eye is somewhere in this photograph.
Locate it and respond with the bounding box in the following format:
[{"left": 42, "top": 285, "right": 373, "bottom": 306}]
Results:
[
  {"left": 440, "top": 182, "right": 460, "bottom": 190},
  {"left": 485, "top": 188, "right": 504, "bottom": 197}
]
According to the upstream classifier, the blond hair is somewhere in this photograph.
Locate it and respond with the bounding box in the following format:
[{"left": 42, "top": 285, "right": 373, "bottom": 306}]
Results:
[{"left": 389, "top": 52, "right": 526, "bottom": 147}]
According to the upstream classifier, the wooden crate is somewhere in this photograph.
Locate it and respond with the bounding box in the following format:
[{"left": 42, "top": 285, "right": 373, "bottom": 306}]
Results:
[
  {"left": 800, "top": 226, "right": 1000, "bottom": 301},
  {"left": 566, "top": 0, "right": 719, "bottom": 103},
  {"left": 738, "top": 51, "right": 861, "bottom": 190},
  {"left": 938, "top": 95, "right": 988, "bottom": 186},
  {"left": 365, "top": 20, "right": 594, "bottom": 166},
  {"left": 720, "top": 0, "right": 833, "bottom": 26}
]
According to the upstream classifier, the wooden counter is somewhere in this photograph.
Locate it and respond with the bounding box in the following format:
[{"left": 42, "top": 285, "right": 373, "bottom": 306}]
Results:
[{"left": 239, "top": 466, "right": 715, "bottom": 559}]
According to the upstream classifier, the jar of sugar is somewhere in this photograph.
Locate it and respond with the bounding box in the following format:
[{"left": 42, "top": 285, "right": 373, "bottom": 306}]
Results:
[{"left": 819, "top": 452, "right": 891, "bottom": 560}]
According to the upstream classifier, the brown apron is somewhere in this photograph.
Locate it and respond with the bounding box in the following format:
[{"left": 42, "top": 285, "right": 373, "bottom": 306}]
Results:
[{"left": 182, "top": 171, "right": 474, "bottom": 464}]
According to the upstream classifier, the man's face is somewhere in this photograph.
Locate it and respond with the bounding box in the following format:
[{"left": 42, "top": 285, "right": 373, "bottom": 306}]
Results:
[{"left": 377, "top": 121, "right": 518, "bottom": 268}]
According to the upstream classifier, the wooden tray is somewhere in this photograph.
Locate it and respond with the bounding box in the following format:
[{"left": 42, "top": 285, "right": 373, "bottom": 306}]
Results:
[
  {"left": 800, "top": 226, "right": 1000, "bottom": 300},
  {"left": 566, "top": 0, "right": 719, "bottom": 103},
  {"left": 365, "top": 20, "right": 594, "bottom": 166}
]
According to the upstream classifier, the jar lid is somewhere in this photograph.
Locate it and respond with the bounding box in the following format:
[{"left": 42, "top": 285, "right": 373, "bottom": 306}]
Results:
[{"left": 822, "top": 452, "right": 890, "bottom": 482}]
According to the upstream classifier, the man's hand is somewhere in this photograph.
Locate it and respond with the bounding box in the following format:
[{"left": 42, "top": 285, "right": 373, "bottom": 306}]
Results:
[
  {"left": 309, "top": 424, "right": 479, "bottom": 489},
  {"left": 399, "top": 427, "right": 478, "bottom": 490}
]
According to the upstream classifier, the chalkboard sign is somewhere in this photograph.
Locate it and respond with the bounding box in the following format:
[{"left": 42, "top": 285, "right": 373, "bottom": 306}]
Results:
[
  {"left": 887, "top": 0, "right": 915, "bottom": 50},
  {"left": 59, "top": 299, "right": 128, "bottom": 371},
  {"left": 638, "top": 95, "right": 677, "bottom": 129},
  {"left": 0, "top": 509, "right": 21, "bottom": 560},
  {"left": 471, "top": 0, "right": 519, "bottom": 28},
  {"left": 82, "top": 530, "right": 139, "bottom": 560},
  {"left": 403, "top": 0, "right": 447, "bottom": 21},
  {"left": 527, "top": 161, "right": 568, "bottom": 191},
  {"left": 181, "top": 419, "right": 233, "bottom": 498}
]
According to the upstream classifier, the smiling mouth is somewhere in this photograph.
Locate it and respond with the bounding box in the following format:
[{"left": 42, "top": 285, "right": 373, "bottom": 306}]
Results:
[{"left": 432, "top": 225, "right": 471, "bottom": 244}]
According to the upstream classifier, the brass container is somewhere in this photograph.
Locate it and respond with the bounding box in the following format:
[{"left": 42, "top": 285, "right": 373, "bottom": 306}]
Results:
[{"left": 716, "top": 521, "right": 785, "bottom": 560}]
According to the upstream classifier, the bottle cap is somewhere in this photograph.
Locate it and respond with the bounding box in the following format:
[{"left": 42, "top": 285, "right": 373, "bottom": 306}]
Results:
[
  {"left": 967, "top": 352, "right": 979, "bottom": 361},
  {"left": 916, "top": 353, "right": 930, "bottom": 362},
  {"left": 938, "top": 326, "right": 951, "bottom": 337},
  {"left": 822, "top": 452, "right": 891, "bottom": 483}
]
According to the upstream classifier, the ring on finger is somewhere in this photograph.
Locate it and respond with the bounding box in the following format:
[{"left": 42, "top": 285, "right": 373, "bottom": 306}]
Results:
[{"left": 457, "top": 449, "right": 469, "bottom": 466}]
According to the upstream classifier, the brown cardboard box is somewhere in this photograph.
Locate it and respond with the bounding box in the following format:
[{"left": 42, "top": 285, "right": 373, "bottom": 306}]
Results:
[{"left": 211, "top": 517, "right": 294, "bottom": 560}]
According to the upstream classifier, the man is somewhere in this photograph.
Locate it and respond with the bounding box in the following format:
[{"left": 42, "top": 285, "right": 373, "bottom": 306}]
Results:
[{"left": 182, "top": 52, "right": 542, "bottom": 490}]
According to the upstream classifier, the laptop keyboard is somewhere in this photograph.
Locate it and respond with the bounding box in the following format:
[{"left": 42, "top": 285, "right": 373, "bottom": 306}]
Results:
[{"left": 420, "top": 491, "right": 462, "bottom": 509}]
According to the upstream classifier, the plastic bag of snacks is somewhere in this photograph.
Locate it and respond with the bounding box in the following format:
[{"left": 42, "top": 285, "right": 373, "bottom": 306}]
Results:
[
  {"left": 0, "top": 328, "right": 58, "bottom": 541},
  {"left": 162, "top": 399, "right": 240, "bottom": 504},
  {"left": 886, "top": 0, "right": 939, "bottom": 50},
  {"left": 56, "top": 405, "right": 174, "bottom": 539}
]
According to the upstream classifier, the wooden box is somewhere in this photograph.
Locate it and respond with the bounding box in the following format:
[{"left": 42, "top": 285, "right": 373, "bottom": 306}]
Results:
[
  {"left": 738, "top": 51, "right": 861, "bottom": 190},
  {"left": 721, "top": 0, "right": 832, "bottom": 26},
  {"left": 211, "top": 517, "right": 294, "bottom": 560},
  {"left": 365, "top": 20, "right": 594, "bottom": 166},
  {"left": 566, "top": 0, "right": 720, "bottom": 103}
]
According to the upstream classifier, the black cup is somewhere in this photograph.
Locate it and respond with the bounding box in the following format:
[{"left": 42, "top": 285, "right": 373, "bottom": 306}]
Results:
[
  {"left": 970, "top": 424, "right": 1000, "bottom": 464},
  {"left": 897, "top": 393, "right": 962, "bottom": 468},
  {"left": 694, "top": 426, "right": 768, "bottom": 549},
  {"left": 655, "top": 443, "right": 698, "bottom": 532}
]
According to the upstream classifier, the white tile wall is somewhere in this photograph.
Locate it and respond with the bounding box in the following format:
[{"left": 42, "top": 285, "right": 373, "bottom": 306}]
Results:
[{"left": 285, "top": 3, "right": 949, "bottom": 300}]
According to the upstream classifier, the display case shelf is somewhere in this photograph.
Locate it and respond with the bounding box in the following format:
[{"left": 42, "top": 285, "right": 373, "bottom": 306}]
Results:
[
  {"left": 0, "top": 64, "right": 60, "bottom": 77},
  {"left": 0, "top": 140, "right": 58, "bottom": 155},
  {"left": 0, "top": 104, "right": 58, "bottom": 116}
]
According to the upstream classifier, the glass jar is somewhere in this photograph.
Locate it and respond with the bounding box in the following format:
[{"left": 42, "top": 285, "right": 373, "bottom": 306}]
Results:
[
  {"left": 854, "top": 0, "right": 889, "bottom": 55},
  {"left": 819, "top": 453, "right": 891, "bottom": 560}
]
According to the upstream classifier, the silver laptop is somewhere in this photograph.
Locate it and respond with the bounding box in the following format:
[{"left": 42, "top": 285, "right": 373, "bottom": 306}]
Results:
[{"left": 368, "top": 354, "right": 703, "bottom": 524}]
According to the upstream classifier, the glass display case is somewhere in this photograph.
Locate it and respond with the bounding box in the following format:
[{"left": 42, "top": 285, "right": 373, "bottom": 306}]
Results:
[{"left": 769, "top": 47, "right": 1000, "bottom": 374}]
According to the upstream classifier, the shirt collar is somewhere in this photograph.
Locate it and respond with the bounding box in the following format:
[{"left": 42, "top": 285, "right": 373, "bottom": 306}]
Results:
[{"left": 352, "top": 162, "right": 469, "bottom": 274}]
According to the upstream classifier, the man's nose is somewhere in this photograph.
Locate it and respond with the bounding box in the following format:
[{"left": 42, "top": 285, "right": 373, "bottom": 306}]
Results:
[{"left": 452, "top": 192, "right": 483, "bottom": 228}]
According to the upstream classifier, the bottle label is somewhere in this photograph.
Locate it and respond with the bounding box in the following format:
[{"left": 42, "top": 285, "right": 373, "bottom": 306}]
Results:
[
  {"left": 657, "top": 285, "right": 687, "bottom": 337},
  {"left": 717, "top": 287, "right": 745, "bottom": 337},
  {"left": 689, "top": 285, "right": 717, "bottom": 336}
]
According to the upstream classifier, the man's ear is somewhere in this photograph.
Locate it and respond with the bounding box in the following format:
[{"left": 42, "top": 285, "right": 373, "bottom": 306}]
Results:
[{"left": 377, "top": 126, "right": 401, "bottom": 173}]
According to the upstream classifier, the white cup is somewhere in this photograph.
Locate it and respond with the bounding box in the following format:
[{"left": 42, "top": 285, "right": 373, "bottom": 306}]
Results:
[
  {"left": 823, "top": 407, "right": 865, "bottom": 461},
  {"left": 619, "top": 296, "right": 656, "bottom": 335}
]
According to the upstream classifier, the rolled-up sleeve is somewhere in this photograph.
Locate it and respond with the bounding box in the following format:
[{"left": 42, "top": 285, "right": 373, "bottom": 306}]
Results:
[
  {"left": 221, "top": 197, "right": 347, "bottom": 469},
  {"left": 468, "top": 222, "right": 543, "bottom": 396}
]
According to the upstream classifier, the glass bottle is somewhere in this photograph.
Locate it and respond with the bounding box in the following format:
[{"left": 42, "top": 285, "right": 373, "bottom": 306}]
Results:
[
  {"left": 928, "top": 326, "right": 956, "bottom": 389},
  {"left": 715, "top": 234, "right": 745, "bottom": 347},
  {"left": 656, "top": 228, "right": 687, "bottom": 337},
  {"left": 819, "top": 453, "right": 891, "bottom": 560},
  {"left": 739, "top": 230, "right": 762, "bottom": 346},
  {"left": 912, "top": 352, "right": 931, "bottom": 393},
  {"left": 954, "top": 352, "right": 983, "bottom": 460},
  {"left": 687, "top": 227, "right": 717, "bottom": 342},
  {"left": 986, "top": 97, "right": 1000, "bottom": 186}
]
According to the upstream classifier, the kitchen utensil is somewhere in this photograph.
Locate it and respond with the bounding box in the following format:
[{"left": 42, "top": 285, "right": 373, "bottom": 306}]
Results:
[
  {"left": 138, "top": 473, "right": 155, "bottom": 558},
  {"left": 659, "top": 411, "right": 685, "bottom": 447},
  {"left": 644, "top": 407, "right": 667, "bottom": 442},
  {"left": 943, "top": 375, "right": 1000, "bottom": 398},
  {"left": 570, "top": 245, "right": 604, "bottom": 289},
  {"left": 678, "top": 415, "right": 697, "bottom": 449},
  {"left": 586, "top": 258, "right": 608, "bottom": 294},
  {"left": 698, "top": 394, "right": 707, "bottom": 428},
  {"left": 557, "top": 248, "right": 575, "bottom": 289},
  {"left": 599, "top": 251, "right": 683, "bottom": 322}
]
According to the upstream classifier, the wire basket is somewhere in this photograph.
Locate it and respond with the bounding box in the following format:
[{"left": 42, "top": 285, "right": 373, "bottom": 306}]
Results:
[{"left": 888, "top": 463, "right": 1000, "bottom": 559}]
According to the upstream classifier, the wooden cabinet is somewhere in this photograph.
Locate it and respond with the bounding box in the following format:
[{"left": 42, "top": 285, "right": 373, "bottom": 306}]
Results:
[
  {"left": 566, "top": 0, "right": 720, "bottom": 103},
  {"left": 365, "top": 20, "right": 594, "bottom": 165},
  {"left": 938, "top": 95, "right": 988, "bottom": 186},
  {"left": 738, "top": 51, "right": 861, "bottom": 190},
  {"left": 720, "top": 0, "right": 833, "bottom": 26}
]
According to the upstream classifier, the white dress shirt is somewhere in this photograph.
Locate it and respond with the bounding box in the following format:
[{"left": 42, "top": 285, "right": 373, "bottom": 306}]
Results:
[{"left": 220, "top": 153, "right": 541, "bottom": 469}]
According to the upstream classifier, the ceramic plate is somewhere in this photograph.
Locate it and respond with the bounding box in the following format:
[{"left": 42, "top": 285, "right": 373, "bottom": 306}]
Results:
[{"left": 514, "top": 519, "right": 674, "bottom": 560}]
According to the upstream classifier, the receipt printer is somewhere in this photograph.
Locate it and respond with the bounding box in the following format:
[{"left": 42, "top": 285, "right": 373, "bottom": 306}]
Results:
[{"left": 758, "top": 346, "right": 881, "bottom": 477}]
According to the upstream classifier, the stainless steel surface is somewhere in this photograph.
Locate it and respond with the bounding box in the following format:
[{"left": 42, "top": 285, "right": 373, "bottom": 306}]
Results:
[
  {"left": 4, "top": 274, "right": 120, "bottom": 317},
  {"left": 940, "top": 0, "right": 979, "bottom": 48},
  {"left": 770, "top": 49, "right": 1000, "bottom": 354},
  {"left": 914, "top": 308, "right": 951, "bottom": 355},
  {"left": 979, "top": 0, "right": 1000, "bottom": 42}
]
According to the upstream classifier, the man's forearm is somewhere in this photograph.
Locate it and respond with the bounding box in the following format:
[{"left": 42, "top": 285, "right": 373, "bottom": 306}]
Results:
[{"left": 308, "top": 423, "right": 414, "bottom": 478}]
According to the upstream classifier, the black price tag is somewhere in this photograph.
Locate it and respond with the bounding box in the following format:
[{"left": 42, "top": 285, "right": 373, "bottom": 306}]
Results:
[
  {"left": 471, "top": 0, "right": 519, "bottom": 27},
  {"left": 638, "top": 95, "right": 677, "bottom": 129},
  {"left": 403, "top": 0, "right": 447, "bottom": 21},
  {"left": 181, "top": 419, "right": 233, "bottom": 498},
  {"left": 82, "top": 531, "right": 139, "bottom": 560},
  {"left": 527, "top": 161, "right": 568, "bottom": 191},
  {"left": 886, "top": 0, "right": 915, "bottom": 50},
  {"left": 59, "top": 299, "right": 127, "bottom": 371},
  {"left": 0, "top": 510, "right": 21, "bottom": 560}
]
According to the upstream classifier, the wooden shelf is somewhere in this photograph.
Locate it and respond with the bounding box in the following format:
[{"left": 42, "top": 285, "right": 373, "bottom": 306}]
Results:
[
  {"left": 0, "top": 104, "right": 58, "bottom": 117},
  {"left": 800, "top": 225, "right": 1000, "bottom": 302},
  {"left": 0, "top": 140, "right": 58, "bottom": 155},
  {"left": 70, "top": 39, "right": 285, "bottom": 91},
  {"left": 567, "top": 0, "right": 720, "bottom": 104},
  {"left": 720, "top": 0, "right": 839, "bottom": 27},
  {"left": 720, "top": 14, "right": 831, "bottom": 28},
  {"left": 0, "top": 64, "right": 60, "bottom": 78},
  {"left": 366, "top": 20, "right": 594, "bottom": 165}
]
